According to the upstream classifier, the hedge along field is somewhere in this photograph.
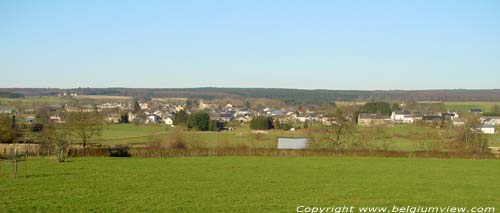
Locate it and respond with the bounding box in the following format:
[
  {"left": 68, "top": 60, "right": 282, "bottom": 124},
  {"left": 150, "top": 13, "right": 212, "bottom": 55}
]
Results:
[{"left": 1, "top": 157, "right": 499, "bottom": 212}]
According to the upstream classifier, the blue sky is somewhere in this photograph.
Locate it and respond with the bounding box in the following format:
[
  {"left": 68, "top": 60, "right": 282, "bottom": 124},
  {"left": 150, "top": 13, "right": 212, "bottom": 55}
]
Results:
[{"left": 1, "top": 0, "right": 499, "bottom": 90}]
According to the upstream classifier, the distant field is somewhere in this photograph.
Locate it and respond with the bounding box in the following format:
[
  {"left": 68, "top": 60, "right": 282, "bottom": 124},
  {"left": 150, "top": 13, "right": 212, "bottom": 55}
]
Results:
[
  {"left": 0, "top": 95, "right": 133, "bottom": 107},
  {"left": 1, "top": 157, "right": 499, "bottom": 212},
  {"left": 151, "top": 97, "right": 188, "bottom": 103},
  {"left": 76, "top": 95, "right": 133, "bottom": 100},
  {"left": 99, "top": 124, "right": 500, "bottom": 151},
  {"left": 0, "top": 96, "right": 71, "bottom": 105},
  {"left": 99, "top": 124, "right": 305, "bottom": 148},
  {"left": 100, "top": 124, "right": 169, "bottom": 145},
  {"left": 444, "top": 101, "right": 500, "bottom": 112}
]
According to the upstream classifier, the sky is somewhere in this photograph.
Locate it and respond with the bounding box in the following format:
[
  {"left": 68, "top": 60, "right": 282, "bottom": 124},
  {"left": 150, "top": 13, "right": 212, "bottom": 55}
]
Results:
[{"left": 1, "top": 0, "right": 499, "bottom": 90}]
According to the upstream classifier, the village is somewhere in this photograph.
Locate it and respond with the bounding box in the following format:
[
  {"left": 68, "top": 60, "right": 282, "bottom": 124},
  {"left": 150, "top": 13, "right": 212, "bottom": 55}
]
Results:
[{"left": 3, "top": 94, "right": 498, "bottom": 136}]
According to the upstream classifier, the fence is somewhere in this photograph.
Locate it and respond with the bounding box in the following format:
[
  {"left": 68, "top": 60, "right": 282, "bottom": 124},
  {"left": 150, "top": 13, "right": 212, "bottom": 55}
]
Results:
[
  {"left": 2, "top": 143, "right": 499, "bottom": 159},
  {"left": 0, "top": 143, "right": 53, "bottom": 158},
  {"left": 66, "top": 147, "right": 500, "bottom": 159}
]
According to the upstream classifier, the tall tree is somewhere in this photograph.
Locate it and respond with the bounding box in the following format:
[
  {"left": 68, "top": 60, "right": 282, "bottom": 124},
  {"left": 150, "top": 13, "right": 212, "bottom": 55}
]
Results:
[
  {"left": 249, "top": 116, "right": 274, "bottom": 130},
  {"left": 173, "top": 110, "right": 188, "bottom": 126},
  {"left": 491, "top": 104, "right": 500, "bottom": 114},
  {"left": 133, "top": 100, "right": 141, "bottom": 113},
  {"left": 187, "top": 112, "right": 210, "bottom": 131},
  {"left": 0, "top": 114, "right": 18, "bottom": 143},
  {"left": 244, "top": 100, "right": 251, "bottom": 109}
]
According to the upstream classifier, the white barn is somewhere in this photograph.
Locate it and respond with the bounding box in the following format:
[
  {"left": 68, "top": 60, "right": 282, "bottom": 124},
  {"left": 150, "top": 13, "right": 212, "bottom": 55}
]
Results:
[{"left": 479, "top": 125, "right": 495, "bottom": 134}]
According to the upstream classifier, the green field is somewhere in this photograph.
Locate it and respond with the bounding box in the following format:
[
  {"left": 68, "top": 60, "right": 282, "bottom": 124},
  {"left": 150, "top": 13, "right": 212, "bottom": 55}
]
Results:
[
  {"left": 99, "top": 124, "right": 500, "bottom": 151},
  {"left": 99, "top": 124, "right": 307, "bottom": 148},
  {"left": 1, "top": 157, "right": 499, "bottom": 212},
  {"left": 0, "top": 96, "right": 71, "bottom": 105},
  {"left": 101, "top": 124, "right": 169, "bottom": 144},
  {"left": 444, "top": 102, "right": 500, "bottom": 112}
]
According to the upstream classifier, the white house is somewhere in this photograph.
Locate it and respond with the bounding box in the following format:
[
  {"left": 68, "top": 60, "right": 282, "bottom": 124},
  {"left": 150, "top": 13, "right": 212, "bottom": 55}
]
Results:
[
  {"left": 25, "top": 115, "right": 36, "bottom": 124},
  {"left": 139, "top": 102, "right": 149, "bottom": 110},
  {"left": 164, "top": 117, "right": 174, "bottom": 126},
  {"left": 402, "top": 115, "right": 415, "bottom": 124},
  {"left": 452, "top": 118, "right": 466, "bottom": 126},
  {"left": 49, "top": 115, "right": 62, "bottom": 124},
  {"left": 391, "top": 111, "right": 413, "bottom": 123},
  {"left": 479, "top": 125, "right": 495, "bottom": 134},
  {"left": 483, "top": 117, "right": 500, "bottom": 126}
]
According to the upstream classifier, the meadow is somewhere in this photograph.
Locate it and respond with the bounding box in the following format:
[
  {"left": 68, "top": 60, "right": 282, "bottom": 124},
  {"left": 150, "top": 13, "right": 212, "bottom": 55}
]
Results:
[
  {"left": 444, "top": 102, "right": 500, "bottom": 112},
  {"left": 100, "top": 124, "right": 500, "bottom": 151},
  {"left": 1, "top": 157, "right": 499, "bottom": 212},
  {"left": 100, "top": 124, "right": 169, "bottom": 145}
]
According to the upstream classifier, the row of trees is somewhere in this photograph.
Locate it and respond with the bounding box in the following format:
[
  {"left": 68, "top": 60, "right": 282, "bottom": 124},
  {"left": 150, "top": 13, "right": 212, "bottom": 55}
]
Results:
[
  {"left": 0, "top": 107, "right": 104, "bottom": 162},
  {"left": 249, "top": 116, "right": 274, "bottom": 130},
  {"left": 172, "top": 110, "right": 222, "bottom": 131},
  {"left": 307, "top": 106, "right": 490, "bottom": 154}
]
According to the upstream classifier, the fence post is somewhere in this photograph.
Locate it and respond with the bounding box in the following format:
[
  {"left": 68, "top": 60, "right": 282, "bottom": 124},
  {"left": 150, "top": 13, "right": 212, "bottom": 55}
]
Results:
[{"left": 24, "top": 153, "right": 27, "bottom": 178}]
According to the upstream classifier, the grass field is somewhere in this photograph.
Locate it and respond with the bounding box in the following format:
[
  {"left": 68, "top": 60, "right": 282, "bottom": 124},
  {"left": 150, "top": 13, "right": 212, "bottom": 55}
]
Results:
[
  {"left": 100, "top": 124, "right": 169, "bottom": 145},
  {"left": 444, "top": 102, "right": 500, "bottom": 112},
  {"left": 99, "top": 124, "right": 500, "bottom": 151},
  {"left": 1, "top": 157, "right": 499, "bottom": 212},
  {"left": 0, "top": 96, "right": 71, "bottom": 105},
  {"left": 98, "top": 124, "right": 308, "bottom": 147}
]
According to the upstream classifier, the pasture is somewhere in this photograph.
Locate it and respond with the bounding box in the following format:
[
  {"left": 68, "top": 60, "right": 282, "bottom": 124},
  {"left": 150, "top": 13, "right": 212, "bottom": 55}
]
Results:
[
  {"left": 1, "top": 157, "right": 499, "bottom": 212},
  {"left": 444, "top": 101, "right": 500, "bottom": 112},
  {"left": 99, "top": 124, "right": 500, "bottom": 152},
  {"left": 101, "top": 124, "right": 169, "bottom": 145}
]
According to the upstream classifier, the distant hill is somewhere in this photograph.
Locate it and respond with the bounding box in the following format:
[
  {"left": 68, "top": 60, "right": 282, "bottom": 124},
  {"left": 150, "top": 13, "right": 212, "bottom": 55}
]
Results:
[
  {"left": 0, "top": 91, "right": 24, "bottom": 98},
  {"left": 1, "top": 88, "right": 500, "bottom": 103}
]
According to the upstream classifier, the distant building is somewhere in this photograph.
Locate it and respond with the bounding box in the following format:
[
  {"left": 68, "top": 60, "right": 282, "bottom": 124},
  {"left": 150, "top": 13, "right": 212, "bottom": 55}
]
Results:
[
  {"left": 277, "top": 138, "right": 308, "bottom": 150},
  {"left": 452, "top": 118, "right": 466, "bottom": 126},
  {"left": 25, "top": 115, "right": 36, "bottom": 124},
  {"left": 422, "top": 115, "right": 443, "bottom": 121},
  {"left": 483, "top": 117, "right": 500, "bottom": 126},
  {"left": 441, "top": 112, "right": 459, "bottom": 120},
  {"left": 469, "top": 108, "right": 483, "bottom": 114},
  {"left": 49, "top": 116, "right": 62, "bottom": 124},
  {"left": 391, "top": 111, "right": 413, "bottom": 124},
  {"left": 164, "top": 117, "right": 174, "bottom": 126},
  {"left": 479, "top": 125, "right": 495, "bottom": 134},
  {"left": 358, "top": 113, "right": 388, "bottom": 126}
]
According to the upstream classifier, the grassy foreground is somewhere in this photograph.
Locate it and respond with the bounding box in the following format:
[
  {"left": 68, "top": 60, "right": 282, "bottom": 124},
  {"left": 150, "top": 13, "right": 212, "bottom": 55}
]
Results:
[{"left": 1, "top": 157, "right": 499, "bottom": 212}]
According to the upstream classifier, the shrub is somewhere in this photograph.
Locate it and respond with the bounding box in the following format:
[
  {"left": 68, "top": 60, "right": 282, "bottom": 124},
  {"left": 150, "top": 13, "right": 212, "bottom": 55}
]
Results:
[
  {"left": 187, "top": 112, "right": 210, "bottom": 131},
  {"left": 109, "top": 145, "right": 131, "bottom": 157},
  {"left": 149, "top": 130, "right": 187, "bottom": 149}
]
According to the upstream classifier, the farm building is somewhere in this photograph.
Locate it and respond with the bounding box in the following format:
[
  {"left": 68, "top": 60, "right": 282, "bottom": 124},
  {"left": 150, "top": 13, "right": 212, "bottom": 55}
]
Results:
[
  {"left": 357, "top": 113, "right": 389, "bottom": 126},
  {"left": 277, "top": 138, "right": 308, "bottom": 150},
  {"left": 469, "top": 108, "right": 482, "bottom": 114},
  {"left": 483, "top": 117, "right": 500, "bottom": 126},
  {"left": 452, "top": 118, "right": 466, "bottom": 126},
  {"left": 391, "top": 111, "right": 414, "bottom": 124},
  {"left": 479, "top": 125, "right": 495, "bottom": 134}
]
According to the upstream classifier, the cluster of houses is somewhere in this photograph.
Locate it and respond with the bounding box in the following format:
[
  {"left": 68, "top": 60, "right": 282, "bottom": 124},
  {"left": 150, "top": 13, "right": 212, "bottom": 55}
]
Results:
[
  {"left": 358, "top": 108, "right": 498, "bottom": 134},
  {"left": 2, "top": 97, "right": 498, "bottom": 135},
  {"left": 17, "top": 99, "right": 325, "bottom": 128}
]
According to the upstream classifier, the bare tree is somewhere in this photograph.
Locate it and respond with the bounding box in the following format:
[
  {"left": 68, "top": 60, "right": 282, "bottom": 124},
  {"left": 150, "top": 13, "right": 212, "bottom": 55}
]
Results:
[
  {"left": 66, "top": 108, "right": 103, "bottom": 148},
  {"left": 321, "top": 108, "right": 355, "bottom": 150},
  {"left": 39, "top": 123, "right": 72, "bottom": 162}
]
